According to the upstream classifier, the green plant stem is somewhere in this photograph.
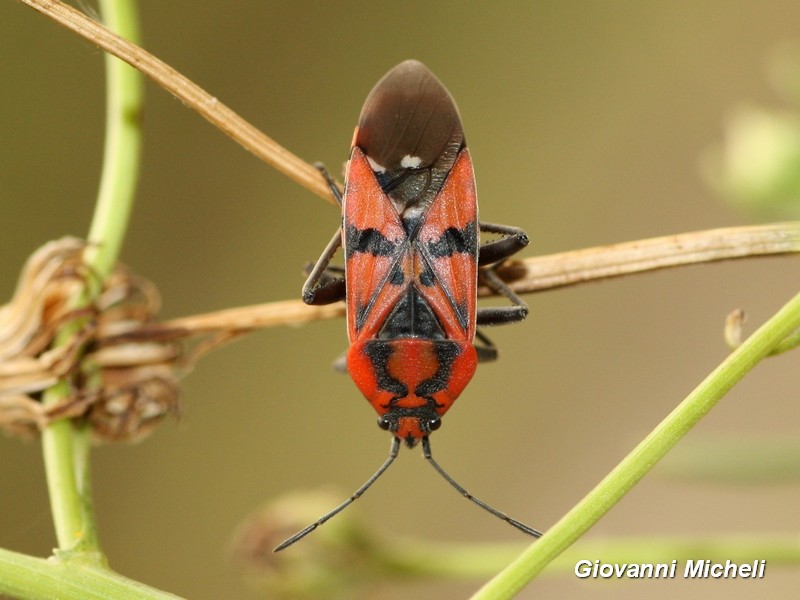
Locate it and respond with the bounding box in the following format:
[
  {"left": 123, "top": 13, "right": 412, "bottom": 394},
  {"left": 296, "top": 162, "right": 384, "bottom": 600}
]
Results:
[
  {"left": 374, "top": 534, "right": 800, "bottom": 579},
  {"left": 87, "top": 0, "right": 143, "bottom": 278},
  {"left": 472, "top": 287, "right": 800, "bottom": 599},
  {"left": 40, "top": 0, "right": 142, "bottom": 555},
  {"left": 660, "top": 436, "right": 800, "bottom": 483},
  {"left": 771, "top": 325, "right": 800, "bottom": 355},
  {"left": 0, "top": 547, "right": 183, "bottom": 600},
  {"left": 547, "top": 534, "right": 800, "bottom": 576},
  {"left": 40, "top": 394, "right": 88, "bottom": 552}
]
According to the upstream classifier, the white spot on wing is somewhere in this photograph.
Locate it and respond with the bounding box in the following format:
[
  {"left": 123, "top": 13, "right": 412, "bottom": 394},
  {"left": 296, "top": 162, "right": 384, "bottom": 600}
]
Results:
[
  {"left": 401, "top": 155, "right": 422, "bottom": 169},
  {"left": 366, "top": 155, "right": 386, "bottom": 173}
]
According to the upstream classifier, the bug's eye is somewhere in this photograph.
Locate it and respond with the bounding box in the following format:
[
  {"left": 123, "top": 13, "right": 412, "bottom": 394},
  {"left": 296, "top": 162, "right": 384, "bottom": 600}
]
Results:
[
  {"left": 428, "top": 417, "right": 442, "bottom": 432},
  {"left": 377, "top": 417, "right": 391, "bottom": 431}
]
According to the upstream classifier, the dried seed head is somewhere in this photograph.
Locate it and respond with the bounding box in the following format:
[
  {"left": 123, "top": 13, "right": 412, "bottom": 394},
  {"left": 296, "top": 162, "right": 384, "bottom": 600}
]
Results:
[
  {"left": 0, "top": 238, "right": 182, "bottom": 442},
  {"left": 229, "top": 489, "right": 382, "bottom": 596}
]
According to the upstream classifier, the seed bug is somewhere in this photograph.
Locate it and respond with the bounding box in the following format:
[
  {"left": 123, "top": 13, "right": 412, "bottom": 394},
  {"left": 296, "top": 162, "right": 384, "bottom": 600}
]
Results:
[{"left": 275, "top": 60, "right": 540, "bottom": 551}]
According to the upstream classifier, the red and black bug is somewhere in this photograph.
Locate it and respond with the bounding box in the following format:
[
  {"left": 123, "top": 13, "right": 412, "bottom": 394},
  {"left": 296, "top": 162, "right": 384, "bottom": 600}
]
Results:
[{"left": 275, "top": 60, "right": 540, "bottom": 551}]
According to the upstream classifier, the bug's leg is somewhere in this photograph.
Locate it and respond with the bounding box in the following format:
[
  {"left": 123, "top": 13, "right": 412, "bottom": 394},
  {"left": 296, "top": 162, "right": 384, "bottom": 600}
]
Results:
[
  {"left": 302, "top": 162, "right": 346, "bottom": 304},
  {"left": 313, "top": 162, "right": 344, "bottom": 206},
  {"left": 476, "top": 267, "right": 528, "bottom": 326},
  {"left": 301, "top": 262, "right": 343, "bottom": 289},
  {"left": 474, "top": 329, "right": 498, "bottom": 363},
  {"left": 478, "top": 221, "right": 529, "bottom": 267},
  {"left": 302, "top": 229, "right": 345, "bottom": 305}
]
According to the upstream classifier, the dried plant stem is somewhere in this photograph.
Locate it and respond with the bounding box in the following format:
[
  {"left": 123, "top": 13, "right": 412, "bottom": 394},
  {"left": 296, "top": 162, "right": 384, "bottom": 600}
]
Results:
[
  {"left": 502, "top": 221, "right": 800, "bottom": 294},
  {"left": 163, "top": 299, "right": 345, "bottom": 334},
  {"left": 148, "top": 222, "right": 799, "bottom": 335},
  {"left": 19, "top": 0, "right": 335, "bottom": 204},
  {"left": 16, "top": 2, "right": 799, "bottom": 293}
]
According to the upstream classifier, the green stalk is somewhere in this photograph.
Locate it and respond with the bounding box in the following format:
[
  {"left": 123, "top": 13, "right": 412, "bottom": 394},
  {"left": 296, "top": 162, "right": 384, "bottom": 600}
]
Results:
[
  {"left": 545, "top": 534, "right": 800, "bottom": 576},
  {"left": 0, "top": 547, "right": 182, "bottom": 600},
  {"left": 86, "top": 0, "right": 143, "bottom": 277},
  {"left": 472, "top": 288, "right": 800, "bottom": 599},
  {"left": 372, "top": 534, "right": 800, "bottom": 579},
  {"left": 40, "top": 0, "right": 142, "bottom": 554}
]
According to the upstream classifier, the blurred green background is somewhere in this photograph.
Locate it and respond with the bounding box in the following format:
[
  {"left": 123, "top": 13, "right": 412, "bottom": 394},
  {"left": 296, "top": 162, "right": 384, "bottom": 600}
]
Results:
[{"left": 2, "top": 1, "right": 800, "bottom": 599}]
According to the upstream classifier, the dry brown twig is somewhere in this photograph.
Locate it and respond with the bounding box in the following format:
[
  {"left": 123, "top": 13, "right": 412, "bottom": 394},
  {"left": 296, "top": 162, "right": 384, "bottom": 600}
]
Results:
[
  {"left": 158, "top": 222, "right": 800, "bottom": 333},
  {"left": 17, "top": 0, "right": 800, "bottom": 304},
  {"left": 6, "top": 1, "right": 800, "bottom": 441},
  {"left": 19, "top": 0, "right": 336, "bottom": 204},
  {"left": 17, "top": 0, "right": 800, "bottom": 286}
]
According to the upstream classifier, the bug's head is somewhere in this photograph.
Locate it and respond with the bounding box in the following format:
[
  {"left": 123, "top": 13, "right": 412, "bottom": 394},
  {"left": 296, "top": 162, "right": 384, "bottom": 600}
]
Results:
[{"left": 377, "top": 410, "right": 442, "bottom": 448}]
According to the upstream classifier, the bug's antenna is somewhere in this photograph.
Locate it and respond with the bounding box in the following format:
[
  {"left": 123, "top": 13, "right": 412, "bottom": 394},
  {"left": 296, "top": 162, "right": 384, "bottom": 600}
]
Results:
[
  {"left": 422, "top": 437, "right": 543, "bottom": 538},
  {"left": 273, "top": 437, "right": 401, "bottom": 552}
]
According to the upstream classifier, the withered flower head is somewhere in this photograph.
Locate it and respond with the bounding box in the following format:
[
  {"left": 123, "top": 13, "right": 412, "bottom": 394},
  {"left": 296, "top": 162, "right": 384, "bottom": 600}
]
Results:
[
  {"left": 0, "top": 238, "right": 182, "bottom": 442},
  {"left": 230, "top": 489, "right": 387, "bottom": 599}
]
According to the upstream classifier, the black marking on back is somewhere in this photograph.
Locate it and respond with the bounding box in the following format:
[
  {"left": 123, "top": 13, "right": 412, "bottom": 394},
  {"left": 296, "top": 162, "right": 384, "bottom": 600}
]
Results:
[
  {"left": 415, "top": 342, "right": 461, "bottom": 399},
  {"left": 363, "top": 341, "right": 408, "bottom": 399},
  {"left": 389, "top": 265, "right": 404, "bottom": 285},
  {"left": 345, "top": 224, "right": 397, "bottom": 258},
  {"left": 401, "top": 214, "right": 423, "bottom": 238},
  {"left": 412, "top": 250, "right": 471, "bottom": 334},
  {"left": 379, "top": 287, "right": 446, "bottom": 340},
  {"left": 353, "top": 300, "right": 368, "bottom": 332},
  {"left": 427, "top": 221, "right": 478, "bottom": 258},
  {"left": 454, "top": 301, "right": 469, "bottom": 329},
  {"left": 418, "top": 263, "right": 435, "bottom": 287}
]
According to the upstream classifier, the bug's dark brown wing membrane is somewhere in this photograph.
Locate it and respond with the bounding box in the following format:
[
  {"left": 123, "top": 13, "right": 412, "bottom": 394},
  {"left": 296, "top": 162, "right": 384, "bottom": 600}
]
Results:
[{"left": 354, "top": 60, "right": 465, "bottom": 212}]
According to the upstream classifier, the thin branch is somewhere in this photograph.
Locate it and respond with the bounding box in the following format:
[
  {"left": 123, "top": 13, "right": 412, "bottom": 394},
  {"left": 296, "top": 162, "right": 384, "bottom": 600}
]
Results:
[
  {"left": 18, "top": 0, "right": 335, "bottom": 204},
  {"left": 19, "top": 3, "right": 800, "bottom": 287},
  {"left": 162, "top": 299, "right": 344, "bottom": 334},
  {"left": 149, "top": 222, "right": 800, "bottom": 334},
  {"left": 498, "top": 221, "right": 800, "bottom": 294}
]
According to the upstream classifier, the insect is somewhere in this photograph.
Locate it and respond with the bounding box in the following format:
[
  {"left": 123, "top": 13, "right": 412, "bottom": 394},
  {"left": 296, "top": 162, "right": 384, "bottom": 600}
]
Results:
[{"left": 275, "top": 60, "right": 540, "bottom": 551}]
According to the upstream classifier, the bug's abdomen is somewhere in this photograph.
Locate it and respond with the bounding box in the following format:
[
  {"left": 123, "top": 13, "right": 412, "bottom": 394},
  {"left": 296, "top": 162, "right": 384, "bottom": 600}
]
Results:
[{"left": 347, "top": 338, "right": 477, "bottom": 421}]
